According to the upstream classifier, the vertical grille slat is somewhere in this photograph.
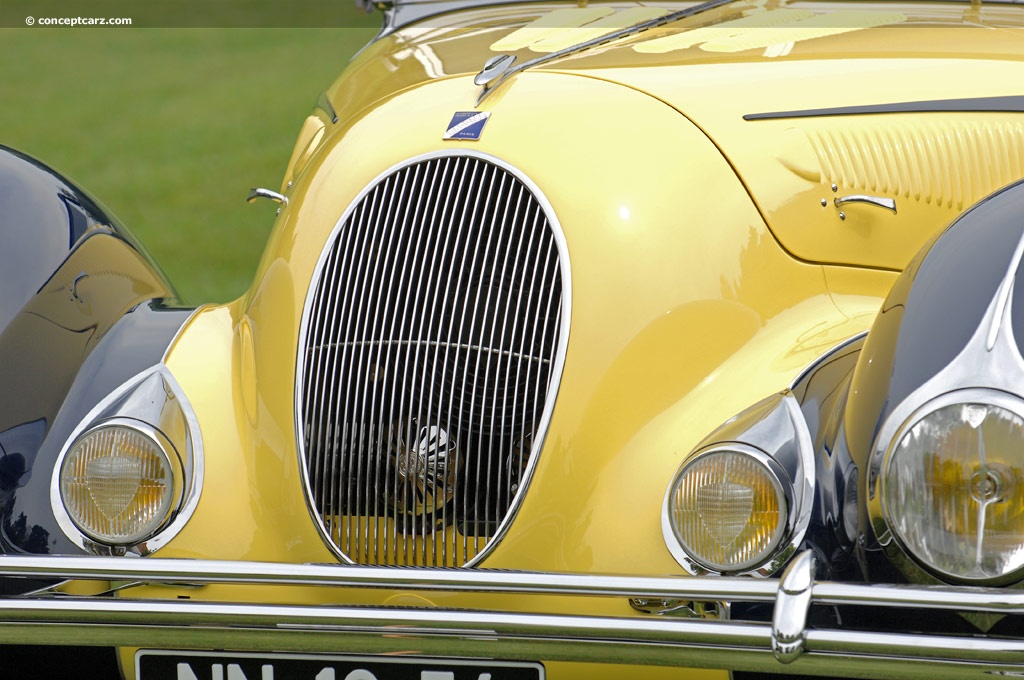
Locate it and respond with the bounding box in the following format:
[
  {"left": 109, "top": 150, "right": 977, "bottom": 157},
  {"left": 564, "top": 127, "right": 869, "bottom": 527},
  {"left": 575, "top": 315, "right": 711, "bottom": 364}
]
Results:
[
  {"left": 392, "top": 162, "right": 432, "bottom": 565},
  {"left": 316, "top": 241, "right": 345, "bottom": 530},
  {"left": 516, "top": 205, "right": 546, "bottom": 503},
  {"left": 354, "top": 173, "right": 393, "bottom": 559},
  {"left": 298, "top": 153, "right": 568, "bottom": 568},
  {"left": 495, "top": 182, "right": 528, "bottom": 516},
  {"left": 367, "top": 164, "right": 419, "bottom": 561},
  {"left": 381, "top": 166, "right": 420, "bottom": 564},
  {"left": 466, "top": 165, "right": 500, "bottom": 549},
  {"left": 418, "top": 160, "right": 458, "bottom": 566},
  {"left": 331, "top": 195, "right": 370, "bottom": 555},
  {"left": 341, "top": 178, "right": 387, "bottom": 556},
  {"left": 407, "top": 161, "right": 445, "bottom": 566},
  {"left": 438, "top": 157, "right": 472, "bottom": 566}
]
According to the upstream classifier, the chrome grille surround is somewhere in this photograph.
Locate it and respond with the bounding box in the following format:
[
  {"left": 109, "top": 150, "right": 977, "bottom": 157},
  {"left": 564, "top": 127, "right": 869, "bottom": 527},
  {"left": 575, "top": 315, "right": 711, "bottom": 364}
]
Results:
[{"left": 296, "top": 151, "right": 570, "bottom": 567}]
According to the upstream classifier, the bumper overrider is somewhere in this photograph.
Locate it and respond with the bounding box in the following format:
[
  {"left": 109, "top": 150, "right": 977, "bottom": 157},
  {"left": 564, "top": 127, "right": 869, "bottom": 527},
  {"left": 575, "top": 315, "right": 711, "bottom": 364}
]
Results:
[{"left": 0, "top": 550, "right": 1022, "bottom": 679}]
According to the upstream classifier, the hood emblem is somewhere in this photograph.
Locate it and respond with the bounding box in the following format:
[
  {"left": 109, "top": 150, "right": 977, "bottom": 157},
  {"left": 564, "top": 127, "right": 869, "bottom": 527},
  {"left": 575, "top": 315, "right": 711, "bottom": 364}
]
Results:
[{"left": 443, "top": 111, "right": 491, "bottom": 141}]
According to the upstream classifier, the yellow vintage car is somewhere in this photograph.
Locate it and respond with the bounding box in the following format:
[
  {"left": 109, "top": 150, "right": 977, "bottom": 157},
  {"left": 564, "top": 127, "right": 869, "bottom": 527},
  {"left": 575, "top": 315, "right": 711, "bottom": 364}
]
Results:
[{"left": 3, "top": 0, "right": 1024, "bottom": 678}]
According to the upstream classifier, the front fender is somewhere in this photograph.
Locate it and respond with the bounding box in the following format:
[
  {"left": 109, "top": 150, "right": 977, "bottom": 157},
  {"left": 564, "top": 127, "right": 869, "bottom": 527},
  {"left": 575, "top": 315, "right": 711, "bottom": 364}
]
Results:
[{"left": 0, "top": 146, "right": 192, "bottom": 556}]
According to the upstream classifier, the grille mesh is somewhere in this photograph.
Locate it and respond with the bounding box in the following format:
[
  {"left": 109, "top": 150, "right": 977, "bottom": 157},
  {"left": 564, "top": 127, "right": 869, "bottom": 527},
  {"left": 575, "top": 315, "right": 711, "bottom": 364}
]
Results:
[{"left": 298, "top": 154, "right": 566, "bottom": 567}]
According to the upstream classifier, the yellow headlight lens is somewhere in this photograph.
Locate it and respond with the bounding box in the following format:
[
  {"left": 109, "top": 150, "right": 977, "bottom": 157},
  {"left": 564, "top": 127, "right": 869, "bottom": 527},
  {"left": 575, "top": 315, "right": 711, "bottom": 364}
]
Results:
[
  {"left": 885, "top": 401, "right": 1024, "bottom": 583},
  {"left": 60, "top": 422, "right": 181, "bottom": 546},
  {"left": 668, "top": 449, "right": 788, "bottom": 573}
]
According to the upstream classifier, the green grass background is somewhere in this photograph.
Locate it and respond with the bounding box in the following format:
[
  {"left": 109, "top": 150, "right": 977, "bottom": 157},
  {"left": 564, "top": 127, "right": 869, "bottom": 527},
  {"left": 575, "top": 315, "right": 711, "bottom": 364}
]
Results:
[{"left": 2, "top": 24, "right": 378, "bottom": 304}]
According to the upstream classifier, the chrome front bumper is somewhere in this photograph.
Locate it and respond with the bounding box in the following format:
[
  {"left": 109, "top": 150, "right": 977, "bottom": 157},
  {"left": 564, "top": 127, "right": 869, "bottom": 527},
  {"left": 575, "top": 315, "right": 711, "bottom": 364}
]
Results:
[{"left": 0, "top": 550, "right": 1021, "bottom": 679}]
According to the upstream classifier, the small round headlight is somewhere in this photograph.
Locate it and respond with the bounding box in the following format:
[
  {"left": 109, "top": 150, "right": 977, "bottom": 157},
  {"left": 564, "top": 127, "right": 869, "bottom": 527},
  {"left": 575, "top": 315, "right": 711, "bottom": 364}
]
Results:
[
  {"left": 59, "top": 419, "right": 182, "bottom": 546},
  {"left": 884, "top": 397, "right": 1024, "bottom": 583},
  {"left": 666, "top": 447, "right": 789, "bottom": 573}
]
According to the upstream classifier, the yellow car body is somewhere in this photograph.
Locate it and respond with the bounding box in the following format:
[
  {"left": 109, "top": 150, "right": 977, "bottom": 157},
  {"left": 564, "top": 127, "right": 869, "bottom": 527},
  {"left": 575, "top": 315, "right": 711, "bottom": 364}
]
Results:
[{"left": 5, "top": 1, "right": 1024, "bottom": 679}]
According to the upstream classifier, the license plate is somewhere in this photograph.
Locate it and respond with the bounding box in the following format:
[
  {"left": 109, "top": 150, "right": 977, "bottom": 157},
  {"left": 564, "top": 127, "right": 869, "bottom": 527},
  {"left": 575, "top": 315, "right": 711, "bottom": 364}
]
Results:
[{"left": 137, "top": 650, "right": 545, "bottom": 680}]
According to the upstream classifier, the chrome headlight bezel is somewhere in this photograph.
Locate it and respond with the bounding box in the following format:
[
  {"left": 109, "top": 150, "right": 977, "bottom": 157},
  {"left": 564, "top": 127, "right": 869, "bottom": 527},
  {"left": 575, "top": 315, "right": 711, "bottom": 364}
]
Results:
[
  {"left": 662, "top": 391, "right": 814, "bottom": 577},
  {"left": 875, "top": 388, "right": 1024, "bottom": 586},
  {"left": 50, "top": 365, "right": 203, "bottom": 556},
  {"left": 863, "top": 217, "right": 1024, "bottom": 586},
  {"left": 663, "top": 443, "right": 794, "bottom": 575},
  {"left": 59, "top": 417, "right": 184, "bottom": 546}
]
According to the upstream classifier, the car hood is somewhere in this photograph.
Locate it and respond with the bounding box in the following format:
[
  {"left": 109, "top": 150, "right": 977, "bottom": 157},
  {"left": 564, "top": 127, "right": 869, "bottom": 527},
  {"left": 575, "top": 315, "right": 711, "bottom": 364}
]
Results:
[{"left": 339, "top": 0, "right": 1024, "bottom": 270}]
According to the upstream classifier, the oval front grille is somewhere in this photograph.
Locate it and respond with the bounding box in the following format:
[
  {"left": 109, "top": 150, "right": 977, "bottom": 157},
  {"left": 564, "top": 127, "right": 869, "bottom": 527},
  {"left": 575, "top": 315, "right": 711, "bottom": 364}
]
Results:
[{"left": 297, "top": 153, "right": 568, "bottom": 567}]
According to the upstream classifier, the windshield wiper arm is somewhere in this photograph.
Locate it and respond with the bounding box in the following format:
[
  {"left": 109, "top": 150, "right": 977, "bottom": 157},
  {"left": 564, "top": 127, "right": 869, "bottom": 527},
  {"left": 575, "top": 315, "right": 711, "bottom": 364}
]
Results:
[{"left": 476, "top": 0, "right": 741, "bottom": 104}]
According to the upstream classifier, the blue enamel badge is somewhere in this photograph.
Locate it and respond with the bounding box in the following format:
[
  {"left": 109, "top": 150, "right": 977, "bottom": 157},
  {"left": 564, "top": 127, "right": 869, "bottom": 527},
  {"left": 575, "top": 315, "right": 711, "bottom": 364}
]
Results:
[{"left": 443, "top": 111, "right": 491, "bottom": 141}]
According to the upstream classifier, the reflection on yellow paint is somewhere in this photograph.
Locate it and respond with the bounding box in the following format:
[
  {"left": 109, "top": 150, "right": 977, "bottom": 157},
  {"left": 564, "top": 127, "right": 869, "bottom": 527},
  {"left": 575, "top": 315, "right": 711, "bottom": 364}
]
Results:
[
  {"left": 491, "top": 7, "right": 906, "bottom": 56},
  {"left": 634, "top": 9, "right": 814, "bottom": 53},
  {"left": 700, "top": 11, "right": 906, "bottom": 52},
  {"left": 529, "top": 7, "right": 670, "bottom": 52},
  {"left": 489, "top": 7, "right": 615, "bottom": 51}
]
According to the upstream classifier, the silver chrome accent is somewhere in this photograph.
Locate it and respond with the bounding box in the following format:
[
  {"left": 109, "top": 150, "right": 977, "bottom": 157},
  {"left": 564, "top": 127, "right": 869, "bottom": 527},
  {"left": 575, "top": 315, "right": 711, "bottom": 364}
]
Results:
[
  {"left": 629, "top": 598, "right": 724, "bottom": 619},
  {"left": 474, "top": 54, "right": 516, "bottom": 90},
  {"left": 296, "top": 150, "right": 570, "bottom": 568},
  {"left": 875, "top": 388, "right": 1024, "bottom": 585},
  {"left": 372, "top": 0, "right": 1024, "bottom": 42},
  {"left": 833, "top": 195, "right": 898, "bottom": 214},
  {"left": 868, "top": 229, "right": 1024, "bottom": 584},
  {"left": 316, "top": 91, "right": 339, "bottom": 125},
  {"left": 49, "top": 365, "right": 204, "bottom": 556},
  {"left": 664, "top": 444, "right": 791, "bottom": 577},
  {"left": 663, "top": 392, "right": 815, "bottom": 577},
  {"left": 986, "top": 225, "right": 1024, "bottom": 350},
  {"left": 788, "top": 331, "right": 866, "bottom": 394},
  {"left": 772, "top": 550, "right": 816, "bottom": 663},
  {"left": 2, "top": 551, "right": 1024, "bottom": 678},
  {"left": 475, "top": 0, "right": 736, "bottom": 105},
  {"left": 59, "top": 417, "right": 180, "bottom": 545},
  {"left": 247, "top": 187, "right": 289, "bottom": 206},
  {"left": 387, "top": 424, "right": 458, "bottom": 516}
]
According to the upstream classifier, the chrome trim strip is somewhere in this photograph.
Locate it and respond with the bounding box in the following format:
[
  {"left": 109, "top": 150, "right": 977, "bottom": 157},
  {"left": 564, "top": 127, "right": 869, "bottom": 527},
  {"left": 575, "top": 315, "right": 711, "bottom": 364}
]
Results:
[
  {"left": 475, "top": 0, "right": 738, "bottom": 104},
  {"left": 987, "top": 225, "right": 1024, "bottom": 350},
  {"left": 315, "top": 91, "right": 339, "bottom": 125},
  {"left": 744, "top": 94, "right": 1024, "bottom": 121},
  {"left": 294, "top": 150, "right": 571, "bottom": 569},
  {"left": 0, "top": 601, "right": 1017, "bottom": 680},
  {"left": 375, "top": 0, "right": 1024, "bottom": 42},
  {"left": 6, "top": 552, "right": 1024, "bottom": 610},
  {"left": 2, "top": 552, "right": 1024, "bottom": 678},
  {"left": 787, "top": 331, "right": 866, "bottom": 393},
  {"left": 159, "top": 305, "right": 205, "bottom": 366},
  {"left": 0, "top": 598, "right": 1011, "bottom": 680},
  {"left": 782, "top": 393, "right": 815, "bottom": 565}
]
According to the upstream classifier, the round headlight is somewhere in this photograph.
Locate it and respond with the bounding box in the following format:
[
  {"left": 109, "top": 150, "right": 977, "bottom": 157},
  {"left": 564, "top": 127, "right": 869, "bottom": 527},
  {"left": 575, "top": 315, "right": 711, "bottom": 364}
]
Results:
[
  {"left": 59, "top": 420, "right": 182, "bottom": 546},
  {"left": 884, "top": 397, "right": 1024, "bottom": 583},
  {"left": 666, "top": 447, "right": 789, "bottom": 573}
]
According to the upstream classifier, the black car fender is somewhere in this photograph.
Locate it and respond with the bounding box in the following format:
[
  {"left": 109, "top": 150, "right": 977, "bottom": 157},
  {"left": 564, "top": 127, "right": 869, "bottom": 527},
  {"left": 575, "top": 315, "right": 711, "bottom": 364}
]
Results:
[{"left": 0, "top": 146, "right": 193, "bottom": 558}]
